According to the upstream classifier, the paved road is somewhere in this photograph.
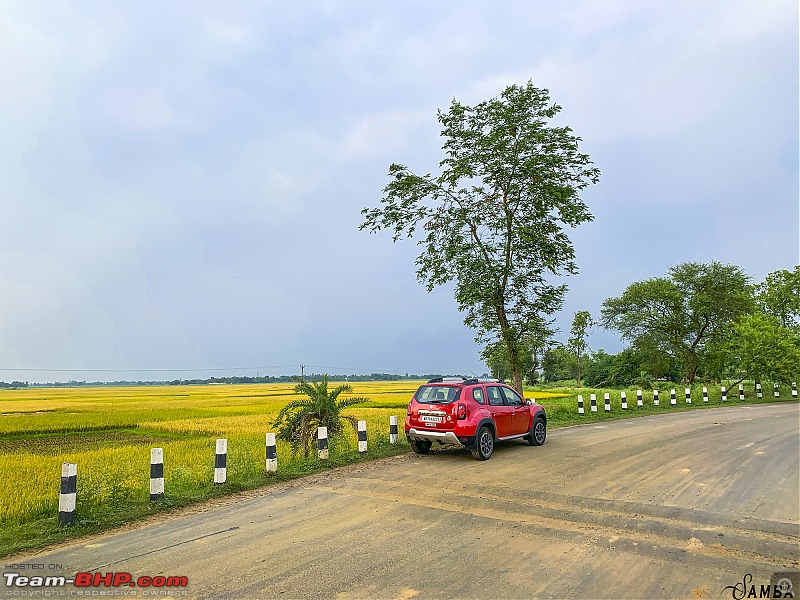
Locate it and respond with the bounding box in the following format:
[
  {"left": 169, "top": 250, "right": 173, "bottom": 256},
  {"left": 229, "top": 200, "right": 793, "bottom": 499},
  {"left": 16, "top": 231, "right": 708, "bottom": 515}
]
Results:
[{"left": 7, "top": 403, "right": 800, "bottom": 599}]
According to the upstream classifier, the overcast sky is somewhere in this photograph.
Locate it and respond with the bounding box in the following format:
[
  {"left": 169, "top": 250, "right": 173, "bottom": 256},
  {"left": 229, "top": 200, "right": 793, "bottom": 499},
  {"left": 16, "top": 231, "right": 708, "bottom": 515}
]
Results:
[{"left": 1, "top": 0, "right": 797, "bottom": 382}]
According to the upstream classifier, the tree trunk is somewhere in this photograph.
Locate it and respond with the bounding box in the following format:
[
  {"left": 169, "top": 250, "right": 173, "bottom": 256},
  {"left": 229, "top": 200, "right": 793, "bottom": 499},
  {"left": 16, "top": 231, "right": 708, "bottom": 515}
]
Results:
[
  {"left": 495, "top": 300, "right": 524, "bottom": 395},
  {"left": 507, "top": 338, "right": 524, "bottom": 395},
  {"left": 576, "top": 354, "right": 582, "bottom": 388},
  {"left": 688, "top": 352, "right": 698, "bottom": 384}
]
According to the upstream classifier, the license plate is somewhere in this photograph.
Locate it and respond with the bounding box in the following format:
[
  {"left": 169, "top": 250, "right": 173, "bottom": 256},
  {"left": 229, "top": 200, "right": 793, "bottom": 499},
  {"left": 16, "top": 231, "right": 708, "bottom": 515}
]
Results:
[{"left": 420, "top": 415, "right": 442, "bottom": 424}]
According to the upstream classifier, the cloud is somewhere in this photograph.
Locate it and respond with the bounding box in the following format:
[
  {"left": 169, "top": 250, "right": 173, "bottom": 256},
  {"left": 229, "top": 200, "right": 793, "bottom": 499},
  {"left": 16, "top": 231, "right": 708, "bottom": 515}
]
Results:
[
  {"left": 340, "top": 110, "right": 430, "bottom": 158},
  {"left": 0, "top": 0, "right": 796, "bottom": 379},
  {"left": 101, "top": 88, "right": 176, "bottom": 131}
]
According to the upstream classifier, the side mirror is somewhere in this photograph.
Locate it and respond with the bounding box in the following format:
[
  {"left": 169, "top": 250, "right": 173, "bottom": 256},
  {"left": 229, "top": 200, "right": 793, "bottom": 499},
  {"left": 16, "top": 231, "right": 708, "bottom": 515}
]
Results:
[{"left": 525, "top": 399, "right": 532, "bottom": 405}]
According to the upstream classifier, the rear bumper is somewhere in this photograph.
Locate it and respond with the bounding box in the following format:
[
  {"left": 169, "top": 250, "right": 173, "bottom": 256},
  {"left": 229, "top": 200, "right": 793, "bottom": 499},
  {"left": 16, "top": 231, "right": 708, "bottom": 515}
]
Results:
[{"left": 406, "top": 428, "right": 475, "bottom": 448}]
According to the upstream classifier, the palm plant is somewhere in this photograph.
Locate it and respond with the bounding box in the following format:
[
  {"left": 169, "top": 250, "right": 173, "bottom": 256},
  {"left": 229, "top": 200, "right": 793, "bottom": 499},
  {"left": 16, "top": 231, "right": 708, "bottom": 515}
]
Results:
[{"left": 272, "top": 374, "right": 369, "bottom": 458}]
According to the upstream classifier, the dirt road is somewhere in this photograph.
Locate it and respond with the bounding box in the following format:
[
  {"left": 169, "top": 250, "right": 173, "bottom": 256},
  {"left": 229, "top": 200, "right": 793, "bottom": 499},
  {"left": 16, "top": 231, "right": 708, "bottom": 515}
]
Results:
[{"left": 7, "top": 403, "right": 799, "bottom": 599}]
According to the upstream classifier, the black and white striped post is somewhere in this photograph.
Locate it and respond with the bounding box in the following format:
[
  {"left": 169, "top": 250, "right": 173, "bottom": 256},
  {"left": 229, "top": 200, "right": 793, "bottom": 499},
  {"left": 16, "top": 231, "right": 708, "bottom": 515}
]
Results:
[
  {"left": 214, "top": 439, "right": 227, "bottom": 485},
  {"left": 604, "top": 393, "right": 611, "bottom": 412},
  {"left": 703, "top": 387, "right": 708, "bottom": 403},
  {"left": 318, "top": 426, "right": 329, "bottom": 460},
  {"left": 578, "top": 394, "right": 584, "bottom": 415},
  {"left": 357, "top": 420, "right": 367, "bottom": 454},
  {"left": 792, "top": 383, "right": 797, "bottom": 398},
  {"left": 590, "top": 393, "right": 597, "bottom": 413},
  {"left": 265, "top": 433, "right": 277, "bottom": 474},
  {"left": 670, "top": 389, "right": 677, "bottom": 407},
  {"left": 738, "top": 384, "right": 744, "bottom": 401},
  {"left": 636, "top": 390, "right": 643, "bottom": 408},
  {"left": 389, "top": 416, "right": 398, "bottom": 444},
  {"left": 58, "top": 462, "right": 77, "bottom": 525},
  {"left": 756, "top": 382, "right": 762, "bottom": 398},
  {"left": 621, "top": 391, "right": 628, "bottom": 410},
  {"left": 721, "top": 386, "right": 727, "bottom": 402},
  {"left": 150, "top": 448, "right": 164, "bottom": 501},
  {"left": 774, "top": 383, "right": 780, "bottom": 398},
  {"left": 653, "top": 389, "right": 659, "bottom": 406},
  {"left": 685, "top": 388, "right": 691, "bottom": 404}
]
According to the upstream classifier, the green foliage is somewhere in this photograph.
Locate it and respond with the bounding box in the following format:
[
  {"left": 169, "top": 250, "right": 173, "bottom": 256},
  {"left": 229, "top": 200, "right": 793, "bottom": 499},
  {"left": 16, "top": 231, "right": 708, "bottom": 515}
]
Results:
[
  {"left": 568, "top": 310, "right": 594, "bottom": 387},
  {"left": 607, "top": 347, "right": 647, "bottom": 386},
  {"left": 272, "top": 375, "right": 369, "bottom": 458},
  {"left": 542, "top": 346, "right": 574, "bottom": 382},
  {"left": 360, "top": 81, "right": 599, "bottom": 393},
  {"left": 755, "top": 266, "right": 800, "bottom": 331},
  {"left": 725, "top": 313, "right": 800, "bottom": 384},
  {"left": 482, "top": 318, "right": 556, "bottom": 384},
  {"left": 601, "top": 261, "right": 754, "bottom": 383},
  {"left": 581, "top": 349, "right": 613, "bottom": 387},
  {"left": 481, "top": 340, "right": 532, "bottom": 382}
]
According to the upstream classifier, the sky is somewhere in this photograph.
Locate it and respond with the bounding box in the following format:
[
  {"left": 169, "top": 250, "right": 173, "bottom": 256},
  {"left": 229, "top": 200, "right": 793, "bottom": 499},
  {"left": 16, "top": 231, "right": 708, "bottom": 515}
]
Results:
[{"left": 0, "top": 0, "right": 797, "bottom": 383}]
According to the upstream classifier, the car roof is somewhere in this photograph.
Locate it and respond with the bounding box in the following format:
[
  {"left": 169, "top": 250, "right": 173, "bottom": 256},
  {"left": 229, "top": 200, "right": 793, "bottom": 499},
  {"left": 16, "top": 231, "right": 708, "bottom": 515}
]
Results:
[{"left": 424, "top": 377, "right": 507, "bottom": 386}]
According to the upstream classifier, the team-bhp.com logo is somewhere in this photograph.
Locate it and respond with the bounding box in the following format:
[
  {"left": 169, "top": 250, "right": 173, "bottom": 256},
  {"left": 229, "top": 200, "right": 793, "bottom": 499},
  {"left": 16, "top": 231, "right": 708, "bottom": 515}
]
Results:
[
  {"left": 4, "top": 571, "right": 188, "bottom": 596},
  {"left": 721, "top": 573, "right": 798, "bottom": 599}
]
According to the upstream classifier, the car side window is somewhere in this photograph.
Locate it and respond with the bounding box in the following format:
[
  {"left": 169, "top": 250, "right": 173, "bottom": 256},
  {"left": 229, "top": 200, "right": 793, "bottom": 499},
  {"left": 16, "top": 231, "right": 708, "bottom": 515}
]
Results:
[
  {"left": 472, "top": 388, "right": 485, "bottom": 404},
  {"left": 486, "top": 386, "right": 504, "bottom": 406},
  {"left": 502, "top": 387, "right": 523, "bottom": 406}
]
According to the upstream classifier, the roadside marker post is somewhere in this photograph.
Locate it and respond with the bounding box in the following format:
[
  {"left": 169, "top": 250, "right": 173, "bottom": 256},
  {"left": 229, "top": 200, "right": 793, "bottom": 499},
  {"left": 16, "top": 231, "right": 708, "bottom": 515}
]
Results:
[
  {"left": 389, "top": 416, "right": 398, "bottom": 444},
  {"left": 578, "top": 395, "right": 584, "bottom": 414},
  {"left": 604, "top": 393, "right": 611, "bottom": 412},
  {"left": 590, "top": 393, "right": 597, "bottom": 413},
  {"left": 621, "top": 391, "right": 627, "bottom": 410},
  {"left": 793, "top": 383, "right": 797, "bottom": 398},
  {"left": 739, "top": 384, "right": 744, "bottom": 401},
  {"left": 756, "top": 383, "right": 762, "bottom": 398},
  {"left": 703, "top": 387, "right": 708, "bottom": 403},
  {"left": 214, "top": 439, "right": 227, "bottom": 485},
  {"left": 150, "top": 448, "right": 164, "bottom": 501},
  {"left": 670, "top": 389, "right": 677, "bottom": 407},
  {"left": 265, "top": 433, "right": 277, "bottom": 474},
  {"left": 636, "top": 390, "right": 643, "bottom": 408},
  {"left": 318, "top": 426, "right": 329, "bottom": 460},
  {"left": 653, "top": 390, "right": 659, "bottom": 406},
  {"left": 721, "top": 387, "right": 727, "bottom": 402},
  {"left": 774, "top": 383, "right": 779, "bottom": 398},
  {"left": 58, "top": 462, "right": 77, "bottom": 526},
  {"left": 357, "top": 420, "right": 367, "bottom": 454},
  {"left": 685, "top": 388, "right": 691, "bottom": 404}
]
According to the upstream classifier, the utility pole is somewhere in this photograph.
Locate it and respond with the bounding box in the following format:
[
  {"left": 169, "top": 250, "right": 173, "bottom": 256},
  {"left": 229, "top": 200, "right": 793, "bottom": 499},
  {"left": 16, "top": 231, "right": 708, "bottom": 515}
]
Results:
[{"left": 300, "top": 364, "right": 305, "bottom": 381}]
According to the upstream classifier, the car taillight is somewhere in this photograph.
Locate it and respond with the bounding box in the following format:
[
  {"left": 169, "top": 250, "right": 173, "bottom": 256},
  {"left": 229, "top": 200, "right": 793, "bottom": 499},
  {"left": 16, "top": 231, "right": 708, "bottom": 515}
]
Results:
[
  {"left": 407, "top": 402, "right": 412, "bottom": 416},
  {"left": 457, "top": 403, "right": 466, "bottom": 420}
]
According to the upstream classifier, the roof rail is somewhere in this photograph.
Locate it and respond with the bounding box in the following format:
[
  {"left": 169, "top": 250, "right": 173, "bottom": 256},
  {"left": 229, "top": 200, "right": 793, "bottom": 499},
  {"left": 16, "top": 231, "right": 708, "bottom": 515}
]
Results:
[{"left": 426, "top": 376, "right": 467, "bottom": 384}]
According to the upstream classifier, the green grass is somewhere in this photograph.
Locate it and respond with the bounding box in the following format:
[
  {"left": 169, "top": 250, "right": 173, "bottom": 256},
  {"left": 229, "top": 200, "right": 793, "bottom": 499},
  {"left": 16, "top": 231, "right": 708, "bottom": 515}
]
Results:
[
  {"left": 0, "top": 431, "right": 409, "bottom": 558},
  {"left": 525, "top": 381, "right": 798, "bottom": 427}
]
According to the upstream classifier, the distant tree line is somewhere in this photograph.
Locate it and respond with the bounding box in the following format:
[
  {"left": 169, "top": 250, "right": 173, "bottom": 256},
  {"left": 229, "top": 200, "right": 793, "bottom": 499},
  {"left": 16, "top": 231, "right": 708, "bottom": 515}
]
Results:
[
  {"left": 484, "top": 262, "right": 800, "bottom": 387},
  {"left": 0, "top": 373, "right": 475, "bottom": 388}
]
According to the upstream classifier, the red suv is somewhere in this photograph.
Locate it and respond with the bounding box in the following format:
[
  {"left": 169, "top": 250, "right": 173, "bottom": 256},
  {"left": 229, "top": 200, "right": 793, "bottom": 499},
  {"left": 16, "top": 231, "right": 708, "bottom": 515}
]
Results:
[{"left": 405, "top": 377, "right": 547, "bottom": 460}]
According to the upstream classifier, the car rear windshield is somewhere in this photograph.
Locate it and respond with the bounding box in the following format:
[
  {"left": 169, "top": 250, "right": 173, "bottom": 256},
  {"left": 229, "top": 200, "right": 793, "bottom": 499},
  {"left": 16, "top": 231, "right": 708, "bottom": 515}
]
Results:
[{"left": 415, "top": 385, "right": 462, "bottom": 404}]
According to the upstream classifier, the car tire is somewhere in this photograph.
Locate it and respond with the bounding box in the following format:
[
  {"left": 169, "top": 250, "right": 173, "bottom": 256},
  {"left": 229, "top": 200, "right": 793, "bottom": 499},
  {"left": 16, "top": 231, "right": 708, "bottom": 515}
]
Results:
[
  {"left": 528, "top": 416, "right": 546, "bottom": 446},
  {"left": 471, "top": 425, "right": 494, "bottom": 460},
  {"left": 411, "top": 439, "right": 432, "bottom": 454}
]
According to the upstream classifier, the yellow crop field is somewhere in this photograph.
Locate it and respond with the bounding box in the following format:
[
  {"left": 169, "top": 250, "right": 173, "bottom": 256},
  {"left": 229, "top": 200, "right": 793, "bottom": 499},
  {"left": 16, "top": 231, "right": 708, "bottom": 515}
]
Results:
[{"left": 0, "top": 381, "right": 419, "bottom": 555}]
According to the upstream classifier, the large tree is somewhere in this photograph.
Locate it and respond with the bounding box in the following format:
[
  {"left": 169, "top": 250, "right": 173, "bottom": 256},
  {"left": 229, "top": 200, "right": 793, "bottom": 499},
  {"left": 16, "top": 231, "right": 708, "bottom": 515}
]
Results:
[
  {"left": 725, "top": 313, "right": 800, "bottom": 385},
  {"left": 600, "top": 261, "right": 754, "bottom": 383},
  {"left": 755, "top": 266, "right": 800, "bottom": 331},
  {"left": 360, "top": 82, "right": 599, "bottom": 393}
]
